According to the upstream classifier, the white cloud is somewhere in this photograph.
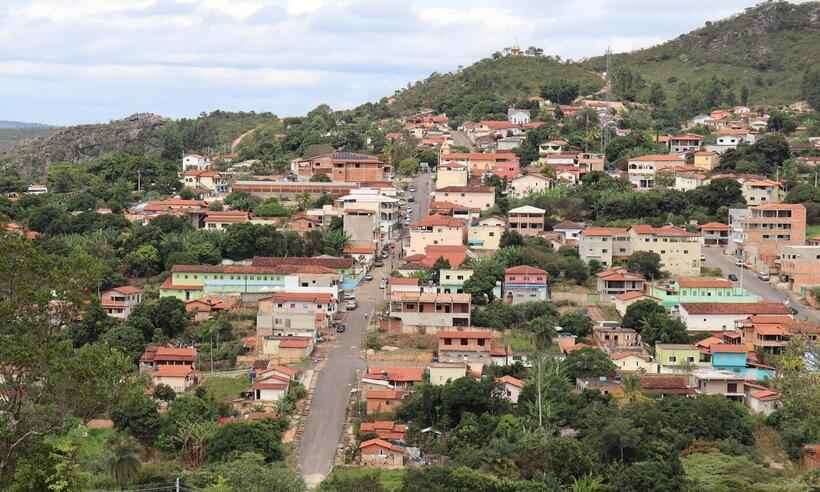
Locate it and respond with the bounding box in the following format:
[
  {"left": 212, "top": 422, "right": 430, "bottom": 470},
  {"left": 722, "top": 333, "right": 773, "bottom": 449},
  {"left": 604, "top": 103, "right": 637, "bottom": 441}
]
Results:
[{"left": 17, "top": 0, "right": 158, "bottom": 21}]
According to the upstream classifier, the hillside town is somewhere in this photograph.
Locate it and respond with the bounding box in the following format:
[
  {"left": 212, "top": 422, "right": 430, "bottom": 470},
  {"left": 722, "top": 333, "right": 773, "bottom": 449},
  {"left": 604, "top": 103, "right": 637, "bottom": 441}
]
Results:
[{"left": 3, "top": 2, "right": 820, "bottom": 491}]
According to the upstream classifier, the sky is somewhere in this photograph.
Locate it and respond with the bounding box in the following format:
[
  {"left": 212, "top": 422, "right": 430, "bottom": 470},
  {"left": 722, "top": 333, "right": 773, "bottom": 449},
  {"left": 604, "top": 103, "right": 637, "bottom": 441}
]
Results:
[{"left": 0, "top": 0, "right": 791, "bottom": 125}]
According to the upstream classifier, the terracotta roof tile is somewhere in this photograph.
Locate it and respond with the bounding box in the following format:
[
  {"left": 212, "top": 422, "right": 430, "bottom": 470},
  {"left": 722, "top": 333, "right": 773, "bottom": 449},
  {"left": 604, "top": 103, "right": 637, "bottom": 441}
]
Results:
[{"left": 680, "top": 303, "right": 790, "bottom": 315}]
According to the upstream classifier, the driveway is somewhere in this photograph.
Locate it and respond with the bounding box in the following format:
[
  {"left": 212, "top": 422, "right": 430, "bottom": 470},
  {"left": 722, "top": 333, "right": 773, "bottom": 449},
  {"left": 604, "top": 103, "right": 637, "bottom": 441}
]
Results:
[
  {"left": 702, "top": 246, "right": 820, "bottom": 322},
  {"left": 298, "top": 245, "right": 390, "bottom": 487}
]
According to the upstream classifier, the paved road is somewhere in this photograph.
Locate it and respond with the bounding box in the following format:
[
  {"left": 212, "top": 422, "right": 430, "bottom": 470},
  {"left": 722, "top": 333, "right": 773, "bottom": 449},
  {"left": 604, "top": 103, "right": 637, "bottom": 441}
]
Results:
[
  {"left": 400, "top": 172, "right": 433, "bottom": 256},
  {"left": 702, "top": 246, "right": 820, "bottom": 322},
  {"left": 299, "top": 268, "right": 385, "bottom": 487}
]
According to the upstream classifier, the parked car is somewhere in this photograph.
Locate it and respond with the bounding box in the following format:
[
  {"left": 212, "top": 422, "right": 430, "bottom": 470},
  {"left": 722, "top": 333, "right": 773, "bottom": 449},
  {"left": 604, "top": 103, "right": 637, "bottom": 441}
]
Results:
[
  {"left": 409, "top": 186, "right": 416, "bottom": 192},
  {"left": 379, "top": 279, "right": 387, "bottom": 289},
  {"left": 336, "top": 324, "right": 347, "bottom": 333},
  {"left": 728, "top": 273, "right": 738, "bottom": 281},
  {"left": 364, "top": 273, "right": 373, "bottom": 281},
  {"left": 758, "top": 272, "right": 770, "bottom": 281},
  {"left": 374, "top": 259, "right": 384, "bottom": 267},
  {"left": 345, "top": 300, "right": 358, "bottom": 310},
  {"left": 408, "top": 196, "right": 415, "bottom": 202},
  {"left": 735, "top": 259, "right": 743, "bottom": 267}
]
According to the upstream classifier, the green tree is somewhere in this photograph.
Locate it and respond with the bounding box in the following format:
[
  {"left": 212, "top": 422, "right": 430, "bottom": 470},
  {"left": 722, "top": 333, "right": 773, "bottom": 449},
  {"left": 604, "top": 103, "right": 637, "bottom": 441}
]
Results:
[
  {"left": 562, "top": 348, "right": 616, "bottom": 382},
  {"left": 153, "top": 384, "right": 177, "bottom": 402},
  {"left": 319, "top": 470, "right": 385, "bottom": 492},
  {"left": 208, "top": 201, "right": 224, "bottom": 211},
  {"left": 189, "top": 452, "right": 305, "bottom": 492},
  {"left": 803, "top": 68, "right": 820, "bottom": 112},
  {"left": 558, "top": 311, "right": 593, "bottom": 338},
  {"left": 180, "top": 187, "right": 197, "bottom": 200},
  {"left": 111, "top": 394, "right": 162, "bottom": 445},
  {"left": 626, "top": 251, "right": 662, "bottom": 279},
  {"left": 223, "top": 191, "right": 260, "bottom": 211},
  {"left": 68, "top": 297, "right": 115, "bottom": 347},
  {"left": 309, "top": 174, "right": 331, "bottom": 182},
  {"left": 639, "top": 312, "right": 689, "bottom": 347},
  {"left": 541, "top": 79, "right": 580, "bottom": 104},
  {"left": 621, "top": 299, "right": 667, "bottom": 330},
  {"left": 125, "top": 244, "right": 161, "bottom": 277},
  {"left": 208, "top": 419, "right": 287, "bottom": 463},
  {"left": 107, "top": 435, "right": 141, "bottom": 489},
  {"left": 397, "top": 158, "right": 420, "bottom": 177}
]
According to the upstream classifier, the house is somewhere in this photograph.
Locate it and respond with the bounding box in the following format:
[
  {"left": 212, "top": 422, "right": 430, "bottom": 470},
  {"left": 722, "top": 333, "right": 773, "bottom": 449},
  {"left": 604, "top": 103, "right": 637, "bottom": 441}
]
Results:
[
  {"left": 260, "top": 336, "right": 314, "bottom": 363},
  {"left": 576, "top": 377, "right": 624, "bottom": 399},
  {"left": 539, "top": 139, "right": 568, "bottom": 155},
  {"left": 252, "top": 373, "right": 291, "bottom": 402},
  {"left": 596, "top": 267, "right": 645, "bottom": 297},
  {"left": 579, "top": 227, "right": 631, "bottom": 267},
  {"left": 417, "top": 245, "right": 471, "bottom": 269},
  {"left": 438, "top": 269, "right": 473, "bottom": 294},
  {"left": 152, "top": 365, "right": 198, "bottom": 393},
  {"left": 134, "top": 199, "right": 208, "bottom": 227},
  {"left": 627, "top": 155, "right": 685, "bottom": 190},
  {"left": 365, "top": 367, "right": 425, "bottom": 390},
  {"left": 503, "top": 265, "right": 550, "bottom": 304},
  {"left": 232, "top": 180, "right": 359, "bottom": 201},
  {"left": 689, "top": 368, "right": 746, "bottom": 401},
  {"left": 745, "top": 385, "right": 780, "bottom": 416},
  {"left": 639, "top": 375, "right": 694, "bottom": 397},
  {"left": 203, "top": 211, "right": 250, "bottom": 231},
  {"left": 666, "top": 133, "right": 703, "bottom": 153},
  {"left": 497, "top": 375, "right": 524, "bottom": 403},
  {"left": 491, "top": 159, "right": 521, "bottom": 180},
  {"left": 509, "top": 174, "right": 552, "bottom": 198},
  {"left": 359, "top": 439, "right": 406, "bottom": 468},
  {"left": 292, "top": 151, "right": 389, "bottom": 182},
  {"left": 693, "top": 151, "right": 720, "bottom": 171},
  {"left": 429, "top": 201, "right": 474, "bottom": 222},
  {"left": 428, "top": 362, "right": 468, "bottom": 385},
  {"left": 437, "top": 329, "right": 495, "bottom": 364},
  {"left": 288, "top": 213, "right": 323, "bottom": 234},
  {"left": 507, "top": 206, "right": 546, "bottom": 237},
  {"left": 655, "top": 344, "right": 704, "bottom": 373},
  {"left": 185, "top": 296, "right": 240, "bottom": 322},
  {"left": 366, "top": 390, "right": 405, "bottom": 415},
  {"left": 359, "top": 421, "right": 407, "bottom": 441},
  {"left": 344, "top": 242, "right": 377, "bottom": 264},
  {"left": 100, "top": 286, "right": 143, "bottom": 320},
  {"left": 779, "top": 245, "right": 820, "bottom": 296},
  {"left": 507, "top": 107, "right": 531, "bottom": 125},
  {"left": 407, "top": 214, "right": 466, "bottom": 256},
  {"left": 183, "top": 153, "right": 211, "bottom": 171},
  {"left": 610, "top": 352, "right": 659, "bottom": 374},
  {"left": 337, "top": 188, "right": 400, "bottom": 241},
  {"left": 140, "top": 346, "right": 197, "bottom": 373},
  {"left": 739, "top": 203, "right": 806, "bottom": 272},
  {"left": 673, "top": 171, "right": 710, "bottom": 192},
  {"left": 577, "top": 153, "right": 605, "bottom": 173},
  {"left": 161, "top": 264, "right": 340, "bottom": 303},
  {"left": 386, "top": 292, "right": 471, "bottom": 333},
  {"left": 442, "top": 152, "right": 519, "bottom": 177},
  {"left": 594, "top": 326, "right": 641, "bottom": 351},
  {"left": 552, "top": 221, "right": 585, "bottom": 242},
  {"left": 256, "top": 292, "right": 335, "bottom": 339},
  {"left": 700, "top": 222, "right": 730, "bottom": 246},
  {"left": 432, "top": 186, "right": 495, "bottom": 211},
  {"left": 468, "top": 217, "right": 505, "bottom": 251},
  {"left": 739, "top": 315, "right": 794, "bottom": 355},
  {"left": 649, "top": 277, "right": 759, "bottom": 312},
  {"left": 180, "top": 169, "right": 229, "bottom": 197},
  {"left": 740, "top": 179, "right": 784, "bottom": 205},
  {"left": 678, "top": 302, "right": 791, "bottom": 332},
  {"left": 343, "top": 209, "right": 379, "bottom": 248},
  {"left": 727, "top": 208, "right": 749, "bottom": 255},
  {"left": 436, "top": 162, "right": 469, "bottom": 189},
  {"left": 629, "top": 225, "right": 702, "bottom": 277}
]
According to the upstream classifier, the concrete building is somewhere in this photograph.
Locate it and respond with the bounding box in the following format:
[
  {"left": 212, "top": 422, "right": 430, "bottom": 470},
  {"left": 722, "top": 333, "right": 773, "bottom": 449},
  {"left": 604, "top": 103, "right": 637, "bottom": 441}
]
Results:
[
  {"left": 509, "top": 173, "right": 552, "bottom": 198},
  {"left": 437, "top": 329, "right": 495, "bottom": 364},
  {"left": 468, "top": 217, "right": 505, "bottom": 251},
  {"left": 650, "top": 277, "right": 759, "bottom": 312},
  {"left": 180, "top": 170, "right": 229, "bottom": 198},
  {"left": 700, "top": 222, "right": 730, "bottom": 246},
  {"left": 441, "top": 152, "right": 519, "bottom": 177},
  {"left": 678, "top": 302, "right": 791, "bottom": 332},
  {"left": 690, "top": 368, "right": 747, "bottom": 402},
  {"left": 655, "top": 344, "right": 706, "bottom": 373},
  {"left": 387, "top": 292, "right": 471, "bottom": 332},
  {"left": 579, "top": 227, "right": 631, "bottom": 267},
  {"left": 627, "top": 155, "right": 685, "bottom": 190},
  {"left": 407, "top": 214, "right": 466, "bottom": 256},
  {"left": 428, "top": 363, "right": 468, "bottom": 386},
  {"left": 432, "top": 186, "right": 495, "bottom": 211},
  {"left": 741, "top": 179, "right": 784, "bottom": 205},
  {"left": 553, "top": 221, "right": 585, "bottom": 243},
  {"left": 435, "top": 162, "right": 469, "bottom": 189},
  {"left": 100, "top": 286, "right": 144, "bottom": 320},
  {"left": 693, "top": 151, "right": 720, "bottom": 171},
  {"left": 203, "top": 211, "right": 250, "bottom": 231},
  {"left": 507, "top": 107, "right": 531, "bottom": 125},
  {"left": 739, "top": 203, "right": 806, "bottom": 272},
  {"left": 728, "top": 208, "right": 750, "bottom": 255},
  {"left": 503, "top": 265, "right": 550, "bottom": 304},
  {"left": 629, "top": 225, "right": 702, "bottom": 277},
  {"left": 666, "top": 133, "right": 703, "bottom": 153},
  {"left": 596, "top": 268, "right": 645, "bottom": 297},
  {"left": 507, "top": 205, "right": 546, "bottom": 237},
  {"left": 337, "top": 188, "right": 399, "bottom": 242},
  {"left": 780, "top": 245, "right": 820, "bottom": 295},
  {"left": 343, "top": 209, "right": 379, "bottom": 247},
  {"left": 438, "top": 269, "right": 473, "bottom": 294},
  {"left": 256, "top": 292, "right": 335, "bottom": 340}
]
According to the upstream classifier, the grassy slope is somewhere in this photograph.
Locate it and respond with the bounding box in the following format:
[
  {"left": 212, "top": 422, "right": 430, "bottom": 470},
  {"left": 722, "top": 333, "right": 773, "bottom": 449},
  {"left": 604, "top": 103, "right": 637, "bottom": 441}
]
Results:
[{"left": 583, "top": 1, "right": 820, "bottom": 105}]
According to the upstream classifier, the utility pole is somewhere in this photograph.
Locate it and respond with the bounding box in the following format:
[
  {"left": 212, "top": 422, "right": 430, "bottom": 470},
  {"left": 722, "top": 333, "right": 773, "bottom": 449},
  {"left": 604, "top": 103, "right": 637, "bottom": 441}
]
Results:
[{"left": 536, "top": 355, "right": 543, "bottom": 429}]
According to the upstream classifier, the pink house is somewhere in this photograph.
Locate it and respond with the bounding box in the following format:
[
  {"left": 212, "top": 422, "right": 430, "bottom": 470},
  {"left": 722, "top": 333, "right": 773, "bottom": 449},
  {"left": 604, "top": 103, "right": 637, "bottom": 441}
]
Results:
[
  {"left": 491, "top": 160, "right": 521, "bottom": 180},
  {"left": 503, "top": 265, "right": 550, "bottom": 304}
]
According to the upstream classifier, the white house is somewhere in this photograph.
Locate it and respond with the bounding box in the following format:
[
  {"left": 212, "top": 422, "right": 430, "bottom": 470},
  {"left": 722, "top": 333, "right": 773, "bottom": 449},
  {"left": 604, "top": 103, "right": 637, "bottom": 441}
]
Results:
[
  {"left": 678, "top": 303, "right": 791, "bottom": 332},
  {"left": 497, "top": 375, "right": 524, "bottom": 403},
  {"left": 183, "top": 154, "right": 211, "bottom": 171},
  {"left": 610, "top": 352, "right": 659, "bottom": 374},
  {"left": 507, "top": 107, "right": 531, "bottom": 125},
  {"left": 509, "top": 173, "right": 552, "bottom": 198}
]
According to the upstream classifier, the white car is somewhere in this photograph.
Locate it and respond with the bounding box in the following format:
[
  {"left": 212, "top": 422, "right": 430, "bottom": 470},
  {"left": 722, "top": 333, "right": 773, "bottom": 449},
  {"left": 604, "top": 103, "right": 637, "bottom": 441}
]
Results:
[
  {"left": 345, "top": 300, "right": 358, "bottom": 310},
  {"left": 379, "top": 279, "right": 387, "bottom": 289}
]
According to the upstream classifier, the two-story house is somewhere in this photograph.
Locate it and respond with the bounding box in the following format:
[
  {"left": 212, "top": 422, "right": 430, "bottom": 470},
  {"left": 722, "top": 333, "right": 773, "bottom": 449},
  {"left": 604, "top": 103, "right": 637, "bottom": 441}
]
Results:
[
  {"left": 596, "top": 267, "right": 645, "bottom": 297},
  {"left": 387, "top": 292, "right": 471, "bottom": 332},
  {"left": 507, "top": 206, "right": 546, "bottom": 237},
  {"left": 256, "top": 292, "right": 336, "bottom": 339},
  {"left": 436, "top": 162, "right": 469, "bottom": 189},
  {"left": 503, "top": 265, "right": 550, "bottom": 304},
  {"left": 629, "top": 225, "right": 702, "bottom": 277},
  {"left": 437, "top": 329, "right": 496, "bottom": 364},
  {"left": 100, "top": 286, "right": 144, "bottom": 319},
  {"left": 468, "top": 216, "right": 505, "bottom": 251},
  {"left": 407, "top": 214, "right": 466, "bottom": 256},
  {"left": 700, "top": 222, "right": 730, "bottom": 246},
  {"left": 780, "top": 245, "right": 820, "bottom": 295},
  {"left": 432, "top": 186, "right": 495, "bottom": 211},
  {"left": 579, "top": 227, "right": 631, "bottom": 267},
  {"left": 678, "top": 302, "right": 792, "bottom": 332}
]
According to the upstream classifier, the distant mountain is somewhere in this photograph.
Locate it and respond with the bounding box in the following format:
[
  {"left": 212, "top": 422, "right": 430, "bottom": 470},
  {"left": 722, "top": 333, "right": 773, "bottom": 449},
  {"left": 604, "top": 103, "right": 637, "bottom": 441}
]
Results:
[
  {"left": 0, "top": 120, "right": 52, "bottom": 129},
  {"left": 583, "top": 1, "right": 820, "bottom": 105}
]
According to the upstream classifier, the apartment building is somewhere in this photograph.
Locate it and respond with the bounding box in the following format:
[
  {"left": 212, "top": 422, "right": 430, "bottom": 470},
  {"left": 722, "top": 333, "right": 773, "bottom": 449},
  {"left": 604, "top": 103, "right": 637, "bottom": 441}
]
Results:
[
  {"left": 627, "top": 155, "right": 685, "bottom": 191},
  {"left": 629, "top": 225, "right": 701, "bottom": 277},
  {"left": 432, "top": 186, "right": 495, "bottom": 210},
  {"left": 407, "top": 214, "right": 466, "bottom": 256},
  {"left": 343, "top": 209, "right": 379, "bottom": 247},
  {"left": 256, "top": 292, "right": 336, "bottom": 339},
  {"left": 579, "top": 227, "right": 631, "bottom": 267},
  {"left": 337, "top": 188, "right": 399, "bottom": 241},
  {"left": 436, "top": 162, "right": 469, "bottom": 189},
  {"left": 507, "top": 205, "right": 546, "bottom": 237},
  {"left": 292, "top": 151, "right": 389, "bottom": 182},
  {"left": 739, "top": 203, "right": 806, "bottom": 272},
  {"left": 387, "top": 292, "right": 471, "bottom": 332},
  {"left": 780, "top": 245, "right": 820, "bottom": 295}
]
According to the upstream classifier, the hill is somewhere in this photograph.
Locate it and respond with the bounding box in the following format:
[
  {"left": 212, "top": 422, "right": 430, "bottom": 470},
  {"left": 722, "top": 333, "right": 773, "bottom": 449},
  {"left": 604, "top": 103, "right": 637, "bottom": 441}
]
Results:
[
  {"left": 584, "top": 1, "right": 820, "bottom": 106},
  {"left": 387, "top": 55, "right": 605, "bottom": 125},
  {"left": 0, "top": 120, "right": 52, "bottom": 129}
]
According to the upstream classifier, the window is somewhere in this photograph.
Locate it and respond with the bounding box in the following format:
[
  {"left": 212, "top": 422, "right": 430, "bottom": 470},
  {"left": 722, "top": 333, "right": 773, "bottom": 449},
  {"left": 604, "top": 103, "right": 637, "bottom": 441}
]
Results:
[
  {"left": 477, "top": 339, "right": 485, "bottom": 346},
  {"left": 687, "top": 356, "right": 695, "bottom": 363},
  {"left": 460, "top": 338, "right": 468, "bottom": 346},
  {"left": 669, "top": 356, "right": 677, "bottom": 363},
  {"left": 727, "top": 383, "right": 738, "bottom": 393},
  {"left": 444, "top": 338, "right": 452, "bottom": 345}
]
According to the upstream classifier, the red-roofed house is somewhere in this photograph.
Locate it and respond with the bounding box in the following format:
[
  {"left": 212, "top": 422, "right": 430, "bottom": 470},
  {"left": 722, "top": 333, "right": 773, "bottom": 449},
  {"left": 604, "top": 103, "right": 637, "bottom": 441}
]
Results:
[
  {"left": 503, "top": 266, "right": 550, "bottom": 304},
  {"left": 666, "top": 134, "right": 704, "bottom": 153},
  {"left": 366, "top": 390, "right": 405, "bottom": 415},
  {"left": 366, "top": 367, "right": 425, "bottom": 390},
  {"left": 700, "top": 222, "right": 730, "bottom": 246},
  {"left": 596, "top": 267, "right": 645, "bottom": 297},
  {"left": 745, "top": 384, "right": 781, "bottom": 416},
  {"left": 679, "top": 302, "right": 792, "bottom": 332},
  {"left": 579, "top": 227, "right": 631, "bottom": 267},
  {"left": 100, "top": 286, "right": 144, "bottom": 320},
  {"left": 420, "top": 245, "right": 470, "bottom": 269},
  {"left": 257, "top": 292, "right": 335, "bottom": 339},
  {"left": 152, "top": 365, "right": 198, "bottom": 393},
  {"left": 185, "top": 296, "right": 240, "bottom": 323},
  {"left": 386, "top": 292, "right": 471, "bottom": 333},
  {"left": 497, "top": 375, "right": 524, "bottom": 403},
  {"left": 359, "top": 421, "right": 407, "bottom": 441},
  {"left": 407, "top": 214, "right": 466, "bottom": 256},
  {"left": 140, "top": 346, "right": 197, "bottom": 373},
  {"left": 259, "top": 336, "right": 314, "bottom": 363},
  {"left": 359, "top": 438, "right": 406, "bottom": 468},
  {"left": 252, "top": 372, "right": 291, "bottom": 402}
]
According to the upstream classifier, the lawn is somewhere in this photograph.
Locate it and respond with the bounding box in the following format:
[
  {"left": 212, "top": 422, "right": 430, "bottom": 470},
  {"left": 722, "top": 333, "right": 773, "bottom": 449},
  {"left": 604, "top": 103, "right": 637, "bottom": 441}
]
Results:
[
  {"left": 503, "top": 330, "right": 536, "bottom": 352},
  {"left": 200, "top": 375, "right": 251, "bottom": 403},
  {"left": 806, "top": 224, "right": 820, "bottom": 238},
  {"left": 323, "top": 466, "right": 406, "bottom": 491}
]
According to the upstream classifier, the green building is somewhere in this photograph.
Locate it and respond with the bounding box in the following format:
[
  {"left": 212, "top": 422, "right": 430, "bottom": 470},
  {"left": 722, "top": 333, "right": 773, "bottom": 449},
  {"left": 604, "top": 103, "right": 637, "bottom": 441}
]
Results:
[{"left": 650, "top": 277, "right": 759, "bottom": 312}]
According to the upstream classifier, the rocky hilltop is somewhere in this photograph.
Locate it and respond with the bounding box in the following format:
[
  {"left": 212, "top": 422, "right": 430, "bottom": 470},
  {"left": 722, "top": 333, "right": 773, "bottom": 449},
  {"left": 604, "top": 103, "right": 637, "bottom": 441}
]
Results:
[{"left": 0, "top": 113, "right": 167, "bottom": 178}]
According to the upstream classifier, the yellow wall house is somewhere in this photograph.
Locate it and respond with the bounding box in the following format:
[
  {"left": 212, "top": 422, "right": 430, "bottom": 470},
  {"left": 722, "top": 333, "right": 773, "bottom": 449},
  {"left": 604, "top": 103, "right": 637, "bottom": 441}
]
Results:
[
  {"left": 432, "top": 186, "right": 495, "bottom": 210},
  {"left": 428, "top": 363, "right": 467, "bottom": 386},
  {"left": 655, "top": 344, "right": 705, "bottom": 373},
  {"left": 436, "top": 162, "right": 469, "bottom": 189},
  {"left": 468, "top": 217, "right": 505, "bottom": 251},
  {"left": 693, "top": 151, "right": 720, "bottom": 171},
  {"left": 629, "top": 225, "right": 702, "bottom": 277}
]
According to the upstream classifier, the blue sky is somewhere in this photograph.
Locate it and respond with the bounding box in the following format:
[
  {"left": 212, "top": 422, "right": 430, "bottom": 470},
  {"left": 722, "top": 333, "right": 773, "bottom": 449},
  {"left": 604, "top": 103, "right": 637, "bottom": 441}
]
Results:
[{"left": 0, "top": 0, "right": 789, "bottom": 125}]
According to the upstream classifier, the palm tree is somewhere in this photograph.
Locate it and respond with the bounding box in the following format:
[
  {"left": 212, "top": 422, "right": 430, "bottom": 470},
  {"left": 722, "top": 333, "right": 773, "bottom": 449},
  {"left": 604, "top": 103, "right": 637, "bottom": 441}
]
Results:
[
  {"left": 108, "top": 438, "right": 141, "bottom": 489},
  {"left": 621, "top": 374, "right": 648, "bottom": 405},
  {"left": 571, "top": 474, "right": 605, "bottom": 492}
]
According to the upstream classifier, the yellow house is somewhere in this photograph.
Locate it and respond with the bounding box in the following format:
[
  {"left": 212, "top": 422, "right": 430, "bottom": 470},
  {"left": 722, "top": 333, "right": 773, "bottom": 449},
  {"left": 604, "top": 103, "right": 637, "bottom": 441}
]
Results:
[
  {"left": 433, "top": 186, "right": 495, "bottom": 210},
  {"left": 468, "top": 217, "right": 505, "bottom": 251},
  {"left": 435, "top": 162, "right": 469, "bottom": 189},
  {"left": 407, "top": 215, "right": 465, "bottom": 256},
  {"left": 428, "top": 363, "right": 467, "bottom": 385},
  {"left": 629, "top": 225, "right": 702, "bottom": 277},
  {"left": 693, "top": 151, "right": 720, "bottom": 171},
  {"left": 655, "top": 343, "right": 706, "bottom": 373}
]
